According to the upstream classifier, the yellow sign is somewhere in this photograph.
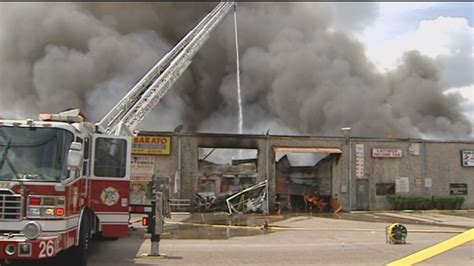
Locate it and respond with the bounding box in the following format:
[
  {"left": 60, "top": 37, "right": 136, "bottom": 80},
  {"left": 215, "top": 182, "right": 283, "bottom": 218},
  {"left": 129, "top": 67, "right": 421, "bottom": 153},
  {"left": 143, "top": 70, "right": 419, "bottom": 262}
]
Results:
[{"left": 132, "top": 136, "right": 171, "bottom": 155}]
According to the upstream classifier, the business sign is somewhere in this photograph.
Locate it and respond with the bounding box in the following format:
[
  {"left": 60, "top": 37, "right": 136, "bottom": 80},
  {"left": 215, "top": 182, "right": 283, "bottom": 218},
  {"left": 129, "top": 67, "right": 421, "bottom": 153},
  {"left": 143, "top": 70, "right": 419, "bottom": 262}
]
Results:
[
  {"left": 132, "top": 136, "right": 171, "bottom": 155},
  {"left": 461, "top": 150, "right": 474, "bottom": 167},
  {"left": 395, "top": 177, "right": 409, "bottom": 193},
  {"left": 130, "top": 155, "right": 155, "bottom": 205},
  {"left": 415, "top": 178, "right": 422, "bottom": 188},
  {"left": 424, "top": 178, "right": 432, "bottom": 188},
  {"left": 450, "top": 183, "right": 468, "bottom": 195},
  {"left": 130, "top": 181, "right": 152, "bottom": 204},
  {"left": 408, "top": 143, "right": 420, "bottom": 156},
  {"left": 355, "top": 144, "right": 365, "bottom": 179},
  {"left": 372, "top": 148, "right": 402, "bottom": 158},
  {"left": 130, "top": 155, "right": 155, "bottom": 181}
]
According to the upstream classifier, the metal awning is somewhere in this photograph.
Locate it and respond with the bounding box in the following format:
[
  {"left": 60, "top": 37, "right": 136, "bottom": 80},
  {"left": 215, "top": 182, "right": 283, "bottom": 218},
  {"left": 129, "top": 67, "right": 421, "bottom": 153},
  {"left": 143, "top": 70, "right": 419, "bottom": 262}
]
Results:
[{"left": 273, "top": 147, "right": 342, "bottom": 154}]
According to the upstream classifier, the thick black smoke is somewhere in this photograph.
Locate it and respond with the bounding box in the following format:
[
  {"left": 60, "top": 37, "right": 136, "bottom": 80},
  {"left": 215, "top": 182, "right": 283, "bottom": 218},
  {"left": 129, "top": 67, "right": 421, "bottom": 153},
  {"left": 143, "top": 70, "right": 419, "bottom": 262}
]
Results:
[{"left": 0, "top": 2, "right": 471, "bottom": 139}]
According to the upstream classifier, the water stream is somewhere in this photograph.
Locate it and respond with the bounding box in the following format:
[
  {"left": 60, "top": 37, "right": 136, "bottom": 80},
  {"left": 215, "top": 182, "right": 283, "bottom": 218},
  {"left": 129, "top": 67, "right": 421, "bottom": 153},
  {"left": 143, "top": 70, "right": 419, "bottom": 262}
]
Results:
[{"left": 234, "top": 5, "right": 243, "bottom": 135}]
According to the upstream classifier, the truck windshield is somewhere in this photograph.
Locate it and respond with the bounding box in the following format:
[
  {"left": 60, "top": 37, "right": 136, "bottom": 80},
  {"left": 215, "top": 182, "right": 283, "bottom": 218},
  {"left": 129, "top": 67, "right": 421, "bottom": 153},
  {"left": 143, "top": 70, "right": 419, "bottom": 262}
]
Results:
[{"left": 0, "top": 126, "right": 74, "bottom": 182}]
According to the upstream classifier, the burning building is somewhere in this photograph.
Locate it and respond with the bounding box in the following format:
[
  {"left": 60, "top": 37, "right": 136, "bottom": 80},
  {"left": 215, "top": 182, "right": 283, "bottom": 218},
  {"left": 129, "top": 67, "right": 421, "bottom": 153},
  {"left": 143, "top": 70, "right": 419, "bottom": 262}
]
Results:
[{"left": 130, "top": 131, "right": 474, "bottom": 212}]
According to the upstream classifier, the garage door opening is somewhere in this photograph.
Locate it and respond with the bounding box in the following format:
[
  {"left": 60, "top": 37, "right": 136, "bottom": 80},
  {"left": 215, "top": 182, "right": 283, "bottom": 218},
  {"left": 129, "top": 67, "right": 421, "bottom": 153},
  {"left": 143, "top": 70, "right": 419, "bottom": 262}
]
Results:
[
  {"left": 274, "top": 147, "right": 341, "bottom": 212},
  {"left": 196, "top": 148, "right": 259, "bottom": 212}
]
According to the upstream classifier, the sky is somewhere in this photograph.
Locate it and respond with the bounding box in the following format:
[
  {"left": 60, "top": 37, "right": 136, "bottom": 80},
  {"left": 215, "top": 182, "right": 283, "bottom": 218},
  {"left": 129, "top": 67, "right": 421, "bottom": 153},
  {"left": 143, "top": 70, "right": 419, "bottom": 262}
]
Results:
[{"left": 349, "top": 2, "right": 473, "bottom": 134}]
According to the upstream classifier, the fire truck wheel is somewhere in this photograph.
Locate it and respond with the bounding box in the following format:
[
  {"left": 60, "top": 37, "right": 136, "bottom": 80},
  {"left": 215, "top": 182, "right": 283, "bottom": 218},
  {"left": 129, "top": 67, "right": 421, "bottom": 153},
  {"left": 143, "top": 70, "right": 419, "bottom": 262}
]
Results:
[{"left": 71, "top": 218, "right": 90, "bottom": 266}]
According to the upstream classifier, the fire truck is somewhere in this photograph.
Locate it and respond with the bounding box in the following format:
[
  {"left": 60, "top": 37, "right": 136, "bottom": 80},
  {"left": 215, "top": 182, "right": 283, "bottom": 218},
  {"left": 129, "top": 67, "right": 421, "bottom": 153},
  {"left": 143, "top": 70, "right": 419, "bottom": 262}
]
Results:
[{"left": 0, "top": 1, "right": 235, "bottom": 265}]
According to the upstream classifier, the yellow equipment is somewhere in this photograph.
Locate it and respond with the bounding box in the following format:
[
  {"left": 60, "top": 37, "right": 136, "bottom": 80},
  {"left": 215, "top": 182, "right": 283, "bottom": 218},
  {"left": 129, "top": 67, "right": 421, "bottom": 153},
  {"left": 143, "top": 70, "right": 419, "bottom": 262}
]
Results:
[{"left": 386, "top": 223, "right": 407, "bottom": 244}]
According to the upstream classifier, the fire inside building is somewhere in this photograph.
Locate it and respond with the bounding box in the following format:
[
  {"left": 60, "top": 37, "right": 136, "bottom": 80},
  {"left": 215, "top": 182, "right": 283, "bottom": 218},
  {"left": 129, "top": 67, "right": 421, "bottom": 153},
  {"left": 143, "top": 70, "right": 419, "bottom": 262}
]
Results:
[{"left": 130, "top": 131, "right": 474, "bottom": 213}]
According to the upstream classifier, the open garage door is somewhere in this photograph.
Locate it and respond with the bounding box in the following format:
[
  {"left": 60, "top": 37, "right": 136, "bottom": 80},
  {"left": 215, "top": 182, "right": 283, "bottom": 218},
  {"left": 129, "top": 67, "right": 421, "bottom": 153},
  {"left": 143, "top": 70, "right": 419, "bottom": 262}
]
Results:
[
  {"left": 274, "top": 147, "right": 341, "bottom": 212},
  {"left": 196, "top": 148, "right": 261, "bottom": 212}
]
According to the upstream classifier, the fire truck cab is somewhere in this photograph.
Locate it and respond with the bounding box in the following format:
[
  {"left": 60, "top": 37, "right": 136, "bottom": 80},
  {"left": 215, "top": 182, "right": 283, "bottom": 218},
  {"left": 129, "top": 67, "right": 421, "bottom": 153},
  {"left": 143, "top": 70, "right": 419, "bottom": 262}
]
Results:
[{"left": 0, "top": 109, "right": 131, "bottom": 265}]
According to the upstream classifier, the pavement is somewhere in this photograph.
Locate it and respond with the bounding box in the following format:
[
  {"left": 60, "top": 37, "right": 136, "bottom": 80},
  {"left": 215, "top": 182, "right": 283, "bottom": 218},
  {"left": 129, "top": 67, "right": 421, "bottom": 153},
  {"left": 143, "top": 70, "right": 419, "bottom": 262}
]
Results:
[
  {"left": 6, "top": 211, "right": 474, "bottom": 266},
  {"left": 96, "top": 211, "right": 473, "bottom": 266}
]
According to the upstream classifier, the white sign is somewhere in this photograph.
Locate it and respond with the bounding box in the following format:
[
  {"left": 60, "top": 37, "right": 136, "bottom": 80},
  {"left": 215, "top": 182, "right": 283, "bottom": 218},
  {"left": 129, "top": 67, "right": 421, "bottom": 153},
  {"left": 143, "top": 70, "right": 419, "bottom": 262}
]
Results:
[
  {"left": 408, "top": 143, "right": 420, "bottom": 156},
  {"left": 131, "top": 155, "right": 155, "bottom": 181},
  {"left": 461, "top": 150, "right": 474, "bottom": 167},
  {"left": 372, "top": 148, "right": 402, "bottom": 158},
  {"left": 355, "top": 144, "right": 364, "bottom": 179},
  {"left": 396, "top": 177, "right": 409, "bottom": 193},
  {"left": 424, "top": 178, "right": 432, "bottom": 188}
]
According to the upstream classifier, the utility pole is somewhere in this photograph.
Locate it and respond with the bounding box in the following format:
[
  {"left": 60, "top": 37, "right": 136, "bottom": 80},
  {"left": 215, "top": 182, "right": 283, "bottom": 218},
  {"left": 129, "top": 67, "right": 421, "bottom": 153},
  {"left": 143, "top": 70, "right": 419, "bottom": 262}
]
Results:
[
  {"left": 341, "top": 127, "right": 352, "bottom": 212},
  {"left": 265, "top": 129, "right": 270, "bottom": 215}
]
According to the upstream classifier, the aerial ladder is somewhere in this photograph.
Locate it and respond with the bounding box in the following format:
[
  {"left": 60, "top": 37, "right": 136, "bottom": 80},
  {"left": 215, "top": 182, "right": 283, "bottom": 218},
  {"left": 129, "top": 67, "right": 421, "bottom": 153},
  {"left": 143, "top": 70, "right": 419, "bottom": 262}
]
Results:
[
  {"left": 96, "top": 1, "right": 236, "bottom": 137},
  {"left": 96, "top": 1, "right": 237, "bottom": 257}
]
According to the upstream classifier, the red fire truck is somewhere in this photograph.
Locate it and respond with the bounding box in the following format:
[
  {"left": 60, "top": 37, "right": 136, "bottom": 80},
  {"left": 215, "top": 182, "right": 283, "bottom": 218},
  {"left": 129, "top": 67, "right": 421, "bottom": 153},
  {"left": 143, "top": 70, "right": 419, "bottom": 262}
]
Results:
[
  {"left": 0, "top": 2, "right": 235, "bottom": 265},
  {"left": 0, "top": 111, "right": 131, "bottom": 265}
]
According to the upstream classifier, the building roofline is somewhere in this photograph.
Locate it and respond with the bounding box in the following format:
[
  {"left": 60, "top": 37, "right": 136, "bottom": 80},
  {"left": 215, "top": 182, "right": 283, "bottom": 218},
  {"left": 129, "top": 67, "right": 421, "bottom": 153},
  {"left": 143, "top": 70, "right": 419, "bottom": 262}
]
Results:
[{"left": 135, "top": 130, "right": 474, "bottom": 144}]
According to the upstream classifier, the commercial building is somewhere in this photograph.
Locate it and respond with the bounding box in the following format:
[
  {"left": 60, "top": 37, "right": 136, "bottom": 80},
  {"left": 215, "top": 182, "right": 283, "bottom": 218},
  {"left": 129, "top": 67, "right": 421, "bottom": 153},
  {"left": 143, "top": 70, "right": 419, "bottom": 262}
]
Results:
[{"left": 129, "top": 132, "right": 474, "bottom": 211}]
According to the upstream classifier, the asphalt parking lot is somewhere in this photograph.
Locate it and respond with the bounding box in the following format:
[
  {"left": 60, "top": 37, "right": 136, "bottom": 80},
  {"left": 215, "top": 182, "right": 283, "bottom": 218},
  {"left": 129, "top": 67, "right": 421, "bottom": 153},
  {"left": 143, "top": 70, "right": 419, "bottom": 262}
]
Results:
[
  {"left": 6, "top": 211, "right": 474, "bottom": 266},
  {"left": 88, "top": 211, "right": 473, "bottom": 266}
]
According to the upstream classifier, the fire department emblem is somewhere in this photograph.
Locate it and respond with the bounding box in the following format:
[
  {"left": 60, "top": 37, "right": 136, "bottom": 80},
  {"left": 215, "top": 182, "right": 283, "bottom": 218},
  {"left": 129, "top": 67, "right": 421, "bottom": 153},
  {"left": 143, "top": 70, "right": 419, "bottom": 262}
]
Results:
[{"left": 100, "top": 187, "right": 120, "bottom": 206}]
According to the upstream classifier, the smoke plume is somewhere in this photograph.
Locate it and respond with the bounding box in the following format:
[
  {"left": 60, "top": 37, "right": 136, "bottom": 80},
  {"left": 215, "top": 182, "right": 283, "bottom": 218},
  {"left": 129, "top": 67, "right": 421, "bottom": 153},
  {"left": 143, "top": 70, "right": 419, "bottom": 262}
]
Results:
[{"left": 0, "top": 2, "right": 471, "bottom": 139}]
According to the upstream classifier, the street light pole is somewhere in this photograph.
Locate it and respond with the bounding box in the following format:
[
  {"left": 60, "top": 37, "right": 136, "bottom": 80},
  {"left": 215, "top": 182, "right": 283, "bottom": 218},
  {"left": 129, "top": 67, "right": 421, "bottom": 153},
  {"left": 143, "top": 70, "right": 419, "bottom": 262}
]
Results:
[
  {"left": 341, "top": 127, "right": 352, "bottom": 212},
  {"left": 348, "top": 137, "right": 352, "bottom": 211},
  {"left": 264, "top": 129, "right": 270, "bottom": 215},
  {"left": 174, "top": 125, "right": 183, "bottom": 198}
]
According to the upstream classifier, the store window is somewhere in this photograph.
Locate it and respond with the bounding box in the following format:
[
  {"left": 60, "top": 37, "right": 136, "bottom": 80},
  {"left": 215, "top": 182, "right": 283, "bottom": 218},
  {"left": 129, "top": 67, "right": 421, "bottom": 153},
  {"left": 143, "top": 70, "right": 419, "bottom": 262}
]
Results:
[{"left": 376, "top": 183, "right": 395, "bottom": 195}]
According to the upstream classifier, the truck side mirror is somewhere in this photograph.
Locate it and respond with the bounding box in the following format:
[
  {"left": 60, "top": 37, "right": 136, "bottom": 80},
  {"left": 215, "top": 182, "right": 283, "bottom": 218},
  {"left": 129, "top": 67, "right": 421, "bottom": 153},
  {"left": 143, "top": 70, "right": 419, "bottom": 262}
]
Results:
[{"left": 67, "top": 142, "right": 83, "bottom": 170}]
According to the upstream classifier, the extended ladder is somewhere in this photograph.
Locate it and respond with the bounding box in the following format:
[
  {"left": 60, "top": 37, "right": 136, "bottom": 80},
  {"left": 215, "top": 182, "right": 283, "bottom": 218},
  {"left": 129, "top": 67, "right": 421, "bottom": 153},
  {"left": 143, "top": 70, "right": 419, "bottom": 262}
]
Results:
[{"left": 96, "top": 1, "right": 235, "bottom": 136}]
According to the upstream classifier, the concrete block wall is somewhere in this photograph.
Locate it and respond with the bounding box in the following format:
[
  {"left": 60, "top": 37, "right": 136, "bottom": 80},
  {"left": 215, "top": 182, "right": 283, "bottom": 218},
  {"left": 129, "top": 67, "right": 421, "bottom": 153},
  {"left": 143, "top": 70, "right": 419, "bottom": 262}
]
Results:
[
  {"left": 141, "top": 131, "right": 473, "bottom": 211},
  {"left": 425, "top": 142, "right": 474, "bottom": 208},
  {"left": 352, "top": 139, "right": 474, "bottom": 210}
]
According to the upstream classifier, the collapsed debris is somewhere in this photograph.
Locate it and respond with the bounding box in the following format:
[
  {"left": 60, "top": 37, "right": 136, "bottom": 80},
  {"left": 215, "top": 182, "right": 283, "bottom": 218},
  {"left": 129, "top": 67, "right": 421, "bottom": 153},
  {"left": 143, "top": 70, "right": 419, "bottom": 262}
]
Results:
[
  {"left": 194, "top": 180, "right": 268, "bottom": 215},
  {"left": 226, "top": 180, "right": 267, "bottom": 215},
  {"left": 196, "top": 154, "right": 262, "bottom": 213}
]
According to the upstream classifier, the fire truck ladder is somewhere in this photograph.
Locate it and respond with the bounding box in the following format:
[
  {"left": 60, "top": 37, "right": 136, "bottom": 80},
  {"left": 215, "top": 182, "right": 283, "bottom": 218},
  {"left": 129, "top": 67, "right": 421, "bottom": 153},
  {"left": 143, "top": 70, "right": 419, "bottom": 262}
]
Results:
[{"left": 96, "top": 1, "right": 235, "bottom": 136}]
